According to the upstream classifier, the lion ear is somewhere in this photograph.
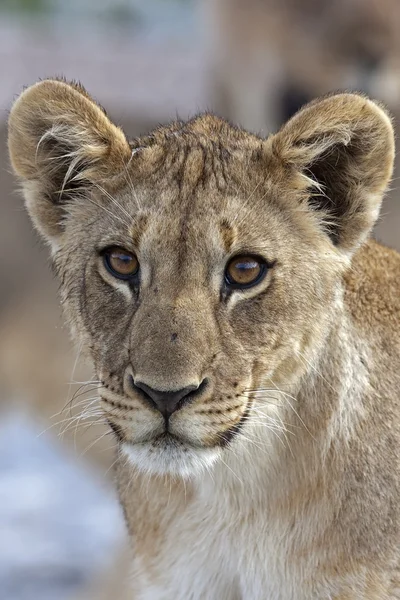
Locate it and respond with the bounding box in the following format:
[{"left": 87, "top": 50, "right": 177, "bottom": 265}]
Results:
[
  {"left": 8, "top": 78, "right": 131, "bottom": 247},
  {"left": 271, "top": 93, "right": 395, "bottom": 254}
]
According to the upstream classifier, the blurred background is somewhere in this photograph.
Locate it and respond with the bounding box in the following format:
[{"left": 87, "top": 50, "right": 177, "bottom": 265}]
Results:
[{"left": 0, "top": 0, "right": 399, "bottom": 598}]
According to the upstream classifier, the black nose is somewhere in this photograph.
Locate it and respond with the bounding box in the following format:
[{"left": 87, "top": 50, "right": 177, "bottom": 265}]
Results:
[{"left": 133, "top": 379, "right": 201, "bottom": 418}]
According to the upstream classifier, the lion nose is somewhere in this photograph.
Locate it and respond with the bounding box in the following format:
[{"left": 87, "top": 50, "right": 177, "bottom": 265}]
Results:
[{"left": 132, "top": 379, "right": 201, "bottom": 419}]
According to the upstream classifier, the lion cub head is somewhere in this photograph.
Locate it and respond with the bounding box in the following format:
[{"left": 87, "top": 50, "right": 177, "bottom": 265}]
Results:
[{"left": 8, "top": 80, "right": 394, "bottom": 477}]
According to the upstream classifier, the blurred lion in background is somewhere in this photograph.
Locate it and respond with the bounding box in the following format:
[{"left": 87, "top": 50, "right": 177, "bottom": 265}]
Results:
[{"left": 204, "top": 0, "right": 400, "bottom": 133}]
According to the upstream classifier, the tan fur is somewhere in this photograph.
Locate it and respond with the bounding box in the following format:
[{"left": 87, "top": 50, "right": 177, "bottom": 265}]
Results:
[{"left": 7, "top": 79, "right": 400, "bottom": 599}]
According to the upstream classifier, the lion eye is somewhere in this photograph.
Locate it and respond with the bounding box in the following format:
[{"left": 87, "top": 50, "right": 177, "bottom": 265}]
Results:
[
  {"left": 225, "top": 255, "right": 267, "bottom": 288},
  {"left": 103, "top": 247, "right": 139, "bottom": 280}
]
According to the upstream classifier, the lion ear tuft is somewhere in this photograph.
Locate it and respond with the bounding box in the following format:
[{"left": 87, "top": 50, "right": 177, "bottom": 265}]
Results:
[
  {"left": 8, "top": 78, "right": 131, "bottom": 245},
  {"left": 272, "top": 93, "right": 395, "bottom": 254}
]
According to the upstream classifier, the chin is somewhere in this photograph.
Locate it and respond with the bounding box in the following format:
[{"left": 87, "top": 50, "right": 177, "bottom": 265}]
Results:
[{"left": 121, "top": 435, "right": 221, "bottom": 479}]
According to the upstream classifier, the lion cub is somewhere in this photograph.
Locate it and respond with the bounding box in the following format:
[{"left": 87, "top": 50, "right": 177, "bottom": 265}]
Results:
[{"left": 8, "top": 79, "right": 400, "bottom": 599}]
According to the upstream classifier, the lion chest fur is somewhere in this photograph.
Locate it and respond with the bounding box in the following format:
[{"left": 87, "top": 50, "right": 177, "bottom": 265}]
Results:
[
  {"left": 127, "top": 481, "right": 302, "bottom": 600},
  {"left": 121, "top": 472, "right": 327, "bottom": 600}
]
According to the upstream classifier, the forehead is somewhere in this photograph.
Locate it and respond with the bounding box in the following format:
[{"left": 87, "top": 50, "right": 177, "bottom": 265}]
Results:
[
  {"left": 89, "top": 118, "right": 301, "bottom": 264},
  {"left": 121, "top": 148, "right": 281, "bottom": 261}
]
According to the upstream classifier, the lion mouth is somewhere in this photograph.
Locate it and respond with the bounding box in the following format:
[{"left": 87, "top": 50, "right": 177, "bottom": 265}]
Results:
[
  {"left": 105, "top": 389, "right": 252, "bottom": 452},
  {"left": 107, "top": 402, "right": 251, "bottom": 450},
  {"left": 115, "top": 402, "right": 252, "bottom": 477},
  {"left": 145, "top": 431, "right": 206, "bottom": 451},
  {"left": 111, "top": 426, "right": 198, "bottom": 450},
  {"left": 152, "top": 431, "right": 187, "bottom": 445},
  {"left": 106, "top": 419, "right": 125, "bottom": 442}
]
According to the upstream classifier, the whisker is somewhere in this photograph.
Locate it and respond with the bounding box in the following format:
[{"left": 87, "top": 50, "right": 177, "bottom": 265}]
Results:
[
  {"left": 267, "top": 379, "right": 316, "bottom": 441},
  {"left": 236, "top": 432, "right": 273, "bottom": 455},
  {"left": 94, "top": 182, "right": 133, "bottom": 224},
  {"left": 70, "top": 405, "right": 104, "bottom": 439},
  {"left": 104, "top": 452, "right": 123, "bottom": 477},
  {"left": 38, "top": 411, "right": 103, "bottom": 438},
  {"left": 246, "top": 415, "right": 300, "bottom": 435},
  {"left": 219, "top": 456, "right": 244, "bottom": 485},
  {"left": 80, "top": 430, "right": 115, "bottom": 458},
  {"left": 123, "top": 161, "right": 142, "bottom": 210},
  {"left": 60, "top": 413, "right": 104, "bottom": 436},
  {"left": 296, "top": 350, "right": 336, "bottom": 393},
  {"left": 63, "top": 341, "right": 83, "bottom": 417},
  {"left": 86, "top": 196, "right": 129, "bottom": 228},
  {"left": 233, "top": 179, "right": 264, "bottom": 229},
  {"left": 54, "top": 385, "right": 103, "bottom": 419},
  {"left": 67, "top": 379, "right": 101, "bottom": 385}
]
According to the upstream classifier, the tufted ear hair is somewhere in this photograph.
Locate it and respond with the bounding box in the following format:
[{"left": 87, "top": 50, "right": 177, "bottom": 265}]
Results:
[
  {"left": 8, "top": 78, "right": 131, "bottom": 247},
  {"left": 271, "top": 93, "right": 395, "bottom": 255}
]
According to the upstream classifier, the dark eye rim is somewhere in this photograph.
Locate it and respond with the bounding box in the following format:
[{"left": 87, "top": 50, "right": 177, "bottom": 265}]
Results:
[
  {"left": 224, "top": 254, "right": 269, "bottom": 289},
  {"left": 101, "top": 246, "right": 140, "bottom": 281}
]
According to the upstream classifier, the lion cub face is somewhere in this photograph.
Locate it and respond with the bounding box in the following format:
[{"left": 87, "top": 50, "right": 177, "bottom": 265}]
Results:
[{"left": 8, "top": 80, "right": 394, "bottom": 476}]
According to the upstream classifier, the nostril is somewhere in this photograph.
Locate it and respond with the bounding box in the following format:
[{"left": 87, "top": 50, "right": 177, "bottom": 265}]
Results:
[
  {"left": 133, "top": 380, "right": 158, "bottom": 406},
  {"left": 131, "top": 377, "right": 208, "bottom": 419},
  {"left": 193, "top": 377, "right": 208, "bottom": 397}
]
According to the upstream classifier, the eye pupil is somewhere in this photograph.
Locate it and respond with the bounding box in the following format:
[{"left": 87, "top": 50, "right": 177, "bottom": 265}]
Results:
[
  {"left": 103, "top": 247, "right": 139, "bottom": 280},
  {"left": 225, "top": 255, "right": 266, "bottom": 288}
]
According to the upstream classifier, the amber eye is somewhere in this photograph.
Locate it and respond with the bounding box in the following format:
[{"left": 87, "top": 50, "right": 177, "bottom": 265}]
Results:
[
  {"left": 225, "top": 255, "right": 267, "bottom": 289},
  {"left": 103, "top": 247, "right": 139, "bottom": 280}
]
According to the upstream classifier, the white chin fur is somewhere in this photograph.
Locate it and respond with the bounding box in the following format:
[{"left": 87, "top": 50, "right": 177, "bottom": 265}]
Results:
[{"left": 122, "top": 439, "right": 220, "bottom": 478}]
